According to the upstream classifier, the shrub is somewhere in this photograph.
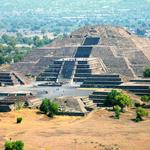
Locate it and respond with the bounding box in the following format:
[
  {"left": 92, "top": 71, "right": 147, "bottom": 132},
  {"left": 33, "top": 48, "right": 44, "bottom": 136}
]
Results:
[
  {"left": 114, "top": 105, "right": 121, "bottom": 119},
  {"left": 141, "top": 95, "right": 150, "bottom": 102},
  {"left": 143, "top": 67, "right": 150, "bottom": 77},
  {"left": 40, "top": 98, "right": 50, "bottom": 114},
  {"left": 105, "top": 90, "right": 121, "bottom": 106},
  {"left": 40, "top": 98, "right": 59, "bottom": 117},
  {"left": 105, "top": 90, "right": 132, "bottom": 111},
  {"left": 135, "top": 107, "right": 149, "bottom": 122},
  {"left": 115, "top": 94, "right": 132, "bottom": 112},
  {"left": 16, "top": 117, "right": 22, "bottom": 124},
  {"left": 135, "top": 103, "right": 141, "bottom": 107},
  {"left": 5, "top": 140, "right": 24, "bottom": 150}
]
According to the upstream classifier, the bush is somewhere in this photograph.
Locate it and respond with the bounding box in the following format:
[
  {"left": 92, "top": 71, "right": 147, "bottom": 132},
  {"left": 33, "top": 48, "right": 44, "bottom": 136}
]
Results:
[
  {"left": 141, "top": 95, "right": 150, "bottom": 102},
  {"left": 105, "top": 90, "right": 132, "bottom": 111},
  {"left": 135, "top": 107, "right": 149, "bottom": 122},
  {"left": 16, "top": 117, "right": 22, "bottom": 124},
  {"left": 40, "top": 98, "right": 59, "bottom": 117},
  {"left": 114, "top": 105, "right": 121, "bottom": 119},
  {"left": 115, "top": 94, "right": 132, "bottom": 112},
  {"left": 105, "top": 90, "right": 121, "bottom": 106},
  {"left": 5, "top": 140, "right": 24, "bottom": 150},
  {"left": 143, "top": 67, "right": 150, "bottom": 77}
]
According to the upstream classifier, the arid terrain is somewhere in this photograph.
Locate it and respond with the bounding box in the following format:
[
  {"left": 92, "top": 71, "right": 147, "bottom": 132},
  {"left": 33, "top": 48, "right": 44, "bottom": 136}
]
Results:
[{"left": 0, "top": 109, "right": 150, "bottom": 150}]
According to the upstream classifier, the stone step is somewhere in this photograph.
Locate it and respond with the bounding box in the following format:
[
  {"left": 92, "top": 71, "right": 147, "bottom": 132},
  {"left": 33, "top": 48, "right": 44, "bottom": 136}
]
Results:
[
  {"left": 41, "top": 72, "right": 59, "bottom": 76},
  {"left": 85, "top": 78, "right": 122, "bottom": 81},
  {"left": 36, "top": 77, "right": 57, "bottom": 82},
  {"left": 130, "top": 79, "right": 150, "bottom": 83},
  {"left": 96, "top": 103, "right": 105, "bottom": 107},
  {"left": 89, "top": 95, "right": 107, "bottom": 99},
  {"left": 0, "top": 79, "right": 13, "bottom": 82},
  {"left": 126, "top": 89, "right": 149, "bottom": 93},
  {"left": 75, "top": 69, "right": 92, "bottom": 74},
  {"left": 121, "top": 86, "right": 149, "bottom": 90},
  {"left": 136, "top": 93, "right": 150, "bottom": 96},
  {"left": 0, "top": 76, "right": 11, "bottom": 79},
  {"left": 81, "top": 84, "right": 120, "bottom": 88},
  {"left": 93, "top": 99, "right": 106, "bottom": 103},
  {"left": 92, "top": 91, "right": 109, "bottom": 95},
  {"left": 0, "top": 82, "right": 14, "bottom": 86},
  {"left": 83, "top": 81, "right": 123, "bottom": 85},
  {"left": 73, "top": 78, "right": 88, "bottom": 82},
  {"left": 44, "top": 69, "right": 60, "bottom": 73}
]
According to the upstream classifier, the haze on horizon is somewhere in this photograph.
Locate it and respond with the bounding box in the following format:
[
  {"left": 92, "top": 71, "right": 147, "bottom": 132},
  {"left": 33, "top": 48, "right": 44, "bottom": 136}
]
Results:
[{"left": 0, "top": 0, "right": 150, "bottom": 36}]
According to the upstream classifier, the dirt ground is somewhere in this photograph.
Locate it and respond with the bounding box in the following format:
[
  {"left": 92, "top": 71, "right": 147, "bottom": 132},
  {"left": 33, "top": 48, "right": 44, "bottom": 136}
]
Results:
[{"left": 0, "top": 109, "right": 150, "bottom": 150}]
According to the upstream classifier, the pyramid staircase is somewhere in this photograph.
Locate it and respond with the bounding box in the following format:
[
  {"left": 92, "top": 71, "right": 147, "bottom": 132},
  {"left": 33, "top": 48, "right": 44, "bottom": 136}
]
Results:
[
  {"left": 89, "top": 91, "right": 109, "bottom": 107},
  {"left": 73, "top": 58, "right": 103, "bottom": 82},
  {"left": 36, "top": 60, "right": 63, "bottom": 82}
]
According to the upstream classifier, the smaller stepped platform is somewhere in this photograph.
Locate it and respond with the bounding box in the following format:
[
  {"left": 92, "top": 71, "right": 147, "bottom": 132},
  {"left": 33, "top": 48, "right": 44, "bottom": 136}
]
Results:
[
  {"left": 55, "top": 97, "right": 88, "bottom": 116},
  {"left": 0, "top": 95, "right": 41, "bottom": 112},
  {"left": 89, "top": 91, "right": 110, "bottom": 107},
  {"left": 80, "top": 74, "right": 123, "bottom": 88},
  {"left": 0, "top": 72, "right": 26, "bottom": 86}
]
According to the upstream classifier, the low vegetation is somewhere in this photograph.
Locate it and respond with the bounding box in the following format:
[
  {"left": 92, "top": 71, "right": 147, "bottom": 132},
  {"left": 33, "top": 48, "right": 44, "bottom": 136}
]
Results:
[
  {"left": 105, "top": 90, "right": 132, "bottom": 112},
  {"left": 135, "top": 107, "right": 149, "bottom": 122},
  {"left": 143, "top": 67, "right": 150, "bottom": 77},
  {"left": 141, "top": 95, "right": 150, "bottom": 102},
  {"left": 5, "top": 140, "right": 24, "bottom": 150},
  {"left": 16, "top": 117, "right": 23, "bottom": 124},
  {"left": 40, "top": 98, "right": 59, "bottom": 118},
  {"left": 114, "top": 105, "right": 121, "bottom": 119}
]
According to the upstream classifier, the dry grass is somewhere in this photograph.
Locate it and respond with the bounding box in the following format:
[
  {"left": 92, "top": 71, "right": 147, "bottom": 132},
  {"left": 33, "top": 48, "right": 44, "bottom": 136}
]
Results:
[{"left": 0, "top": 108, "right": 150, "bottom": 150}]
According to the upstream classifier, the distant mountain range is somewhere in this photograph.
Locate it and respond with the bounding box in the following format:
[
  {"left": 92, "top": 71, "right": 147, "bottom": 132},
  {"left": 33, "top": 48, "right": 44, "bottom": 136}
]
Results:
[{"left": 0, "top": 0, "right": 150, "bottom": 37}]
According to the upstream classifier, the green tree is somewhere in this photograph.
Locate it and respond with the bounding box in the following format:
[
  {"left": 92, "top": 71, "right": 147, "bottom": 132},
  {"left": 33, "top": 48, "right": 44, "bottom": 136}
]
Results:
[
  {"left": 40, "top": 98, "right": 50, "bottom": 114},
  {"left": 105, "top": 90, "right": 121, "bottom": 107},
  {"left": 0, "top": 55, "right": 5, "bottom": 65},
  {"left": 33, "top": 36, "right": 43, "bottom": 47},
  {"left": 40, "top": 98, "right": 59, "bottom": 117},
  {"left": 105, "top": 90, "right": 132, "bottom": 111},
  {"left": 115, "top": 94, "right": 132, "bottom": 112},
  {"left": 2, "top": 34, "right": 16, "bottom": 47}
]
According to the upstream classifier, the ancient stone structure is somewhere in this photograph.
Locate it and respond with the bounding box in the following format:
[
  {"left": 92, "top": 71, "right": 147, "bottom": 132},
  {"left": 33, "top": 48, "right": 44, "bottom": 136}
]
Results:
[{"left": 10, "top": 26, "right": 150, "bottom": 79}]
